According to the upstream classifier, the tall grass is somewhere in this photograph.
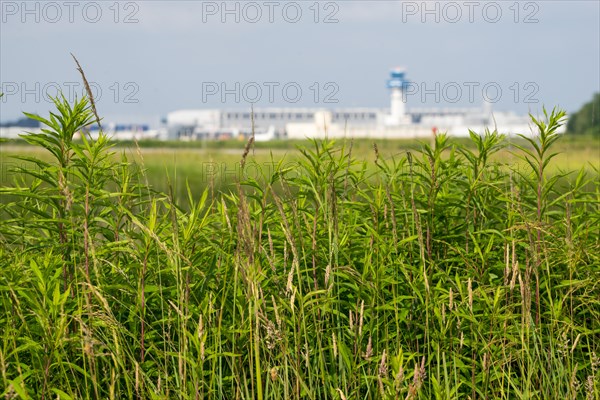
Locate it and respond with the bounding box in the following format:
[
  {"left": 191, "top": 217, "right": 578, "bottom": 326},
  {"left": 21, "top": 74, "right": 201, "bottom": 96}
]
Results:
[{"left": 0, "top": 96, "right": 599, "bottom": 399}]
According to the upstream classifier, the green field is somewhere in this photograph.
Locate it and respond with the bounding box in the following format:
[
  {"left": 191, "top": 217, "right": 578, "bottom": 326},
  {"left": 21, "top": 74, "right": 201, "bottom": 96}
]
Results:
[
  {"left": 2, "top": 134, "right": 598, "bottom": 207},
  {"left": 0, "top": 98, "right": 599, "bottom": 399}
]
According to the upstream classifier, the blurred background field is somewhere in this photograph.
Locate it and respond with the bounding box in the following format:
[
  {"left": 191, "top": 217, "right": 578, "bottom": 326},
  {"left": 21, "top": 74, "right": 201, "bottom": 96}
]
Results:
[{"left": 1, "top": 135, "right": 598, "bottom": 207}]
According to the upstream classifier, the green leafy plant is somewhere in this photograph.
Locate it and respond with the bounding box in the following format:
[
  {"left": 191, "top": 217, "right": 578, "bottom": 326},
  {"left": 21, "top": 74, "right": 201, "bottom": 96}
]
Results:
[{"left": 0, "top": 97, "right": 598, "bottom": 400}]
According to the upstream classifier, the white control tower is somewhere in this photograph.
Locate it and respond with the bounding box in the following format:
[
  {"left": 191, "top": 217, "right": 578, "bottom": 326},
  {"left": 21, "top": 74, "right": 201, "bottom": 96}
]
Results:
[{"left": 385, "top": 67, "right": 411, "bottom": 126}]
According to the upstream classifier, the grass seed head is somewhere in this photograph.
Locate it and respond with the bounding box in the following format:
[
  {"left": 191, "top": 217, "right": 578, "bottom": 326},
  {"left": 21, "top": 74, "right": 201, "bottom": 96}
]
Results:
[
  {"left": 71, "top": 53, "right": 101, "bottom": 129},
  {"left": 468, "top": 278, "right": 473, "bottom": 311},
  {"left": 325, "top": 264, "right": 331, "bottom": 287},
  {"left": 359, "top": 300, "right": 365, "bottom": 337},
  {"left": 290, "top": 288, "right": 296, "bottom": 311},
  {"left": 558, "top": 331, "right": 571, "bottom": 356},
  {"left": 379, "top": 349, "right": 388, "bottom": 377},
  {"left": 240, "top": 135, "right": 255, "bottom": 170},
  {"left": 585, "top": 375, "right": 594, "bottom": 400},
  {"left": 510, "top": 261, "right": 519, "bottom": 291},
  {"left": 419, "top": 356, "right": 426, "bottom": 382},
  {"left": 442, "top": 303, "right": 446, "bottom": 324},
  {"left": 332, "top": 332, "right": 338, "bottom": 358},
  {"left": 395, "top": 365, "right": 404, "bottom": 392},
  {"left": 363, "top": 335, "right": 373, "bottom": 359},
  {"left": 572, "top": 333, "right": 582, "bottom": 353},
  {"left": 286, "top": 260, "right": 295, "bottom": 294}
]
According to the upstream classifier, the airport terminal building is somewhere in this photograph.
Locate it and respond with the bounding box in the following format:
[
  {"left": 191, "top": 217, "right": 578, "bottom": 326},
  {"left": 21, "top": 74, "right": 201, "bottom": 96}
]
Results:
[
  {"left": 1, "top": 68, "right": 553, "bottom": 141},
  {"left": 164, "top": 68, "right": 543, "bottom": 141}
]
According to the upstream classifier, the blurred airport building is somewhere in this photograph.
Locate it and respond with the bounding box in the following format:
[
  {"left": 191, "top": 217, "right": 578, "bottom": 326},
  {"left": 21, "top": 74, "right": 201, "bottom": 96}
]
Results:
[{"left": 2, "top": 68, "right": 559, "bottom": 141}]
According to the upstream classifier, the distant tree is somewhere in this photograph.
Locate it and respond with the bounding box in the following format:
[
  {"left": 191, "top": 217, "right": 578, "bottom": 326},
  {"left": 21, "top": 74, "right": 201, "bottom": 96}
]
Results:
[{"left": 567, "top": 92, "right": 600, "bottom": 135}]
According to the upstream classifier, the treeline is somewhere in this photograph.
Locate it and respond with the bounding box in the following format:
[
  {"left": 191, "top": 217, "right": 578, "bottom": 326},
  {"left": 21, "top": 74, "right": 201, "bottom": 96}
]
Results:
[{"left": 567, "top": 92, "right": 600, "bottom": 135}]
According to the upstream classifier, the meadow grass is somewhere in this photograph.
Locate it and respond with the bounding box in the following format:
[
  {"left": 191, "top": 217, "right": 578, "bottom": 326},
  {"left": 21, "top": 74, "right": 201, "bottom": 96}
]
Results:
[
  {"left": 2, "top": 134, "right": 598, "bottom": 208},
  {"left": 0, "top": 96, "right": 599, "bottom": 399}
]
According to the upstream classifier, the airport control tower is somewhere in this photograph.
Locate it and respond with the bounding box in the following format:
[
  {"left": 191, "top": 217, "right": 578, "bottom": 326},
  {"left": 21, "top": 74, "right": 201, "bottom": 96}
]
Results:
[{"left": 385, "top": 67, "right": 411, "bottom": 126}]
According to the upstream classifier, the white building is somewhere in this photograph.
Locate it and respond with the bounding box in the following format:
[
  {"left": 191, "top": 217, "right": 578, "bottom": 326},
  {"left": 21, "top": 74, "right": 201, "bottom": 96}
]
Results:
[{"left": 165, "top": 68, "right": 558, "bottom": 141}]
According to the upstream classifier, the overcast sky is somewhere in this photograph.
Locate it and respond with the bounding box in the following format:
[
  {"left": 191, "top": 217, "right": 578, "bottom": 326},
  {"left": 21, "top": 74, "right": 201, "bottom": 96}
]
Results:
[{"left": 1, "top": 1, "right": 599, "bottom": 125}]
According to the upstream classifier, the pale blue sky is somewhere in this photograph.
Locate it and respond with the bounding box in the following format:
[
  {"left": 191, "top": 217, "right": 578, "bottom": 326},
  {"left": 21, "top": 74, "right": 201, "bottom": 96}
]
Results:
[{"left": 1, "top": 1, "right": 599, "bottom": 125}]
